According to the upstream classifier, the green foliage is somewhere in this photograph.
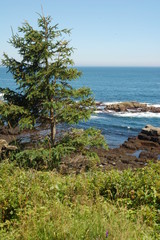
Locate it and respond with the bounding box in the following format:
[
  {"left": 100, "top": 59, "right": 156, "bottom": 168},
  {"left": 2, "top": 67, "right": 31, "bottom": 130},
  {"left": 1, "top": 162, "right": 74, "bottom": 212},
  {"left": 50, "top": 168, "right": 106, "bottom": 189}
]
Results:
[
  {"left": 98, "top": 164, "right": 160, "bottom": 209},
  {"left": 60, "top": 128, "right": 108, "bottom": 152},
  {"left": 10, "top": 145, "right": 74, "bottom": 170},
  {"left": 1, "top": 14, "right": 95, "bottom": 143},
  {"left": 0, "top": 95, "right": 33, "bottom": 128},
  {"left": 0, "top": 161, "right": 160, "bottom": 239},
  {"left": 9, "top": 128, "right": 107, "bottom": 170},
  {"left": 59, "top": 127, "right": 108, "bottom": 168}
]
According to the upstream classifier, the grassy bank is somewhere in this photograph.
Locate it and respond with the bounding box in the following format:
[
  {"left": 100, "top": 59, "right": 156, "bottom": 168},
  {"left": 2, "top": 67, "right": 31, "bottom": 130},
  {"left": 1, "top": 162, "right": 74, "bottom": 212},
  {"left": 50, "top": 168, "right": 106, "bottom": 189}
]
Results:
[{"left": 0, "top": 161, "right": 160, "bottom": 239}]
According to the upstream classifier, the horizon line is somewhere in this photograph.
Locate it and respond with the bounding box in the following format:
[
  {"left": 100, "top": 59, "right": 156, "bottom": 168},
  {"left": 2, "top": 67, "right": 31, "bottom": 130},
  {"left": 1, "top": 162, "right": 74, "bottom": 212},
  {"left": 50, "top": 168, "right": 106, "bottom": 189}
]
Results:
[
  {"left": 74, "top": 65, "right": 160, "bottom": 68},
  {"left": 1, "top": 65, "right": 160, "bottom": 68}
]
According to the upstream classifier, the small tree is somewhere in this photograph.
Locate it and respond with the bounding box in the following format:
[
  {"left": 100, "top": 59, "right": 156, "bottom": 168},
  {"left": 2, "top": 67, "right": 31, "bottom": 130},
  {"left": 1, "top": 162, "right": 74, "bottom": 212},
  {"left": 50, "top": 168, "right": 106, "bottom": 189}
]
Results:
[{"left": 1, "top": 14, "right": 95, "bottom": 145}]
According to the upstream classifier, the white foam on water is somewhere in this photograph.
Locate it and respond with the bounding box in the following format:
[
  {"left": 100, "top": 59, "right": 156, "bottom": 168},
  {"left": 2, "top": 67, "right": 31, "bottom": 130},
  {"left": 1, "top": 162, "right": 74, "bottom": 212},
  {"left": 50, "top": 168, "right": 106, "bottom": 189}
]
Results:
[
  {"left": 99, "top": 101, "right": 122, "bottom": 106},
  {"left": 119, "top": 125, "right": 131, "bottom": 129},
  {"left": 103, "top": 101, "right": 122, "bottom": 105},
  {"left": 95, "top": 110, "right": 104, "bottom": 113},
  {"left": 90, "top": 115, "right": 106, "bottom": 119},
  {"left": 147, "top": 103, "right": 160, "bottom": 108},
  {"left": 96, "top": 106, "right": 105, "bottom": 110},
  {"left": 112, "top": 111, "right": 160, "bottom": 118},
  {"left": 0, "top": 93, "right": 4, "bottom": 101}
]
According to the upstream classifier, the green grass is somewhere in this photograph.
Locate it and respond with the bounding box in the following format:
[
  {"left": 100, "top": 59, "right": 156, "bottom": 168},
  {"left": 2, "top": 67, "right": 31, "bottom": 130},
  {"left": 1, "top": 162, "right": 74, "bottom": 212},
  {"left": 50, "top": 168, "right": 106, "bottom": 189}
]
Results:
[{"left": 0, "top": 161, "right": 160, "bottom": 239}]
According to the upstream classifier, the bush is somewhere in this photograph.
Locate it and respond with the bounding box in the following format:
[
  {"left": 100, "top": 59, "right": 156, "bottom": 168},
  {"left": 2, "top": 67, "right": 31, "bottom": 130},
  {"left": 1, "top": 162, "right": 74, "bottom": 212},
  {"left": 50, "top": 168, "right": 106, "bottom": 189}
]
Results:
[
  {"left": 10, "top": 145, "right": 74, "bottom": 170},
  {"left": 60, "top": 128, "right": 108, "bottom": 152},
  {"left": 9, "top": 128, "right": 108, "bottom": 170}
]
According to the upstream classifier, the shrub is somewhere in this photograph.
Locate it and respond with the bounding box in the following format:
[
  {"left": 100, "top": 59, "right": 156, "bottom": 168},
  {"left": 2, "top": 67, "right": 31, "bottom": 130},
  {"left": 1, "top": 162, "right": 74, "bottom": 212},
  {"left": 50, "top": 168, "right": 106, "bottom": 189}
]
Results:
[{"left": 9, "top": 128, "right": 108, "bottom": 170}]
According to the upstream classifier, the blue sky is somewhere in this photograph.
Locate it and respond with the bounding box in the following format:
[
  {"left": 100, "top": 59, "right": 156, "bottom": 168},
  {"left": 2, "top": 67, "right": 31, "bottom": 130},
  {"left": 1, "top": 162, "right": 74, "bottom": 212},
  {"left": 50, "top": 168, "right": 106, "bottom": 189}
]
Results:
[{"left": 0, "top": 0, "right": 160, "bottom": 66}]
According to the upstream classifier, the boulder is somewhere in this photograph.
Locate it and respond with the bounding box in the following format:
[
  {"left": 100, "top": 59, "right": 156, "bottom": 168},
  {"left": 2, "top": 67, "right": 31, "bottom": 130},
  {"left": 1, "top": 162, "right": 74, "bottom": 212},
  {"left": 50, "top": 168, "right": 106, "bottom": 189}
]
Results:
[
  {"left": 0, "top": 139, "right": 8, "bottom": 151},
  {"left": 141, "top": 125, "right": 160, "bottom": 136},
  {"left": 122, "top": 140, "right": 137, "bottom": 150},
  {"left": 0, "top": 138, "right": 17, "bottom": 156},
  {"left": 138, "top": 125, "right": 160, "bottom": 144}
]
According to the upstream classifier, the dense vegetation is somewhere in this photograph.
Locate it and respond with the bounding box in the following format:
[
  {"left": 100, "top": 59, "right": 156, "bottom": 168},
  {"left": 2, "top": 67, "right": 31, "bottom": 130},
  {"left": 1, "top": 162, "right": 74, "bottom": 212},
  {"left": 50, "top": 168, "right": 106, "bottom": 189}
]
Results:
[
  {"left": 0, "top": 161, "right": 160, "bottom": 239},
  {"left": 8, "top": 128, "right": 108, "bottom": 170}
]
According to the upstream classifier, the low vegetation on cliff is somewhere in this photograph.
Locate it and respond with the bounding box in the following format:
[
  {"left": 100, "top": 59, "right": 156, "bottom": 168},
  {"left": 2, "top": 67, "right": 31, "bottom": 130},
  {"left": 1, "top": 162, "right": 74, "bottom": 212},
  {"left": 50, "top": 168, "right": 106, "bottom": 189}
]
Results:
[{"left": 0, "top": 161, "right": 160, "bottom": 239}]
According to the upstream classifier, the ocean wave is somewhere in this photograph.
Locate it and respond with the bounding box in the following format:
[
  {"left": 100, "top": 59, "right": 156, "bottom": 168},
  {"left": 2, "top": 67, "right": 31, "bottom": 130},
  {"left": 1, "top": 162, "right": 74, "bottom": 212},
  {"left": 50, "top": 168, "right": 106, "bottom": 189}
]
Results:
[
  {"left": 94, "top": 110, "right": 105, "bottom": 113},
  {"left": 112, "top": 112, "right": 160, "bottom": 118},
  {"left": 90, "top": 115, "right": 106, "bottom": 119},
  {"left": 147, "top": 103, "right": 160, "bottom": 108},
  {"left": 96, "top": 101, "right": 122, "bottom": 106},
  {"left": 101, "top": 101, "right": 122, "bottom": 105},
  {"left": 96, "top": 101, "right": 160, "bottom": 108}
]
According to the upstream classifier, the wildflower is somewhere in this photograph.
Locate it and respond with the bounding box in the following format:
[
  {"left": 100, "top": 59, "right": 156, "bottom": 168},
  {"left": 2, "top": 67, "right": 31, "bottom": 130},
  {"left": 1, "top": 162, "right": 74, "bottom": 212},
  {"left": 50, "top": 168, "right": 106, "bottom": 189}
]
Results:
[{"left": 106, "top": 230, "right": 109, "bottom": 238}]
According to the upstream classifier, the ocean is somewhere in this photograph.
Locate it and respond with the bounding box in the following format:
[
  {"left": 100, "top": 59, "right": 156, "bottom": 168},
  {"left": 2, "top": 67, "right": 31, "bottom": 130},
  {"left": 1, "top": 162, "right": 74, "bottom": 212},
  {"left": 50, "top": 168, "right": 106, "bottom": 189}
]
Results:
[{"left": 0, "top": 66, "right": 160, "bottom": 148}]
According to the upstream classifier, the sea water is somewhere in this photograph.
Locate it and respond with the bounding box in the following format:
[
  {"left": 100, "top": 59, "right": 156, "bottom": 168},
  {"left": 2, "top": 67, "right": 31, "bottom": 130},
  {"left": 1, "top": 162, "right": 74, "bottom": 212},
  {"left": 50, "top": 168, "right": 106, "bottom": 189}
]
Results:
[{"left": 0, "top": 66, "right": 160, "bottom": 148}]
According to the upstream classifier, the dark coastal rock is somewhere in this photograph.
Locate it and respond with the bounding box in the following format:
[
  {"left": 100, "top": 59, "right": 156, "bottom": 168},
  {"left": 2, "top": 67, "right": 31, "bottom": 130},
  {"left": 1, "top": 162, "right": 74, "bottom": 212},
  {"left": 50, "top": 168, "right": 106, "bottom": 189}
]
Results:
[
  {"left": 0, "top": 126, "right": 20, "bottom": 135},
  {"left": 92, "top": 124, "right": 160, "bottom": 172},
  {"left": 150, "top": 107, "right": 160, "bottom": 113},
  {"left": 104, "top": 101, "right": 160, "bottom": 113},
  {"left": 139, "top": 151, "right": 157, "bottom": 160},
  {"left": 122, "top": 140, "right": 137, "bottom": 150}
]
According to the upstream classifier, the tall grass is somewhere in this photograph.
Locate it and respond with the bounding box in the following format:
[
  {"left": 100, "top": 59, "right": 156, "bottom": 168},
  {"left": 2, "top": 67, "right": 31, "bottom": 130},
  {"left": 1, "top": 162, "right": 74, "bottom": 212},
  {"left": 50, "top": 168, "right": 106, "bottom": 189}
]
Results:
[{"left": 0, "top": 161, "right": 159, "bottom": 239}]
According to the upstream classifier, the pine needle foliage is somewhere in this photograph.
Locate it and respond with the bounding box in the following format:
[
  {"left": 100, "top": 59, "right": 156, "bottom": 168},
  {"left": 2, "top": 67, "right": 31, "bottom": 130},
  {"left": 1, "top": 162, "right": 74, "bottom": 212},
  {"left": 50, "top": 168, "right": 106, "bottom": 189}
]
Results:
[{"left": 1, "top": 14, "right": 95, "bottom": 145}]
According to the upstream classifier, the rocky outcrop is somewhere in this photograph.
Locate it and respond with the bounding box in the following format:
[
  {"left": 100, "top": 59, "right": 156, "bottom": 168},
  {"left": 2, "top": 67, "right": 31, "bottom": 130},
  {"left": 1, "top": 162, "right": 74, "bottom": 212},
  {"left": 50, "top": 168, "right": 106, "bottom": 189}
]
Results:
[
  {"left": 121, "top": 125, "right": 160, "bottom": 162},
  {"left": 141, "top": 124, "right": 160, "bottom": 136},
  {"left": 104, "top": 101, "right": 160, "bottom": 113},
  {"left": 0, "top": 139, "right": 8, "bottom": 151},
  {"left": 98, "top": 125, "right": 160, "bottom": 170},
  {"left": 0, "top": 138, "right": 17, "bottom": 156},
  {"left": 59, "top": 125, "right": 160, "bottom": 173},
  {"left": 138, "top": 125, "right": 160, "bottom": 144}
]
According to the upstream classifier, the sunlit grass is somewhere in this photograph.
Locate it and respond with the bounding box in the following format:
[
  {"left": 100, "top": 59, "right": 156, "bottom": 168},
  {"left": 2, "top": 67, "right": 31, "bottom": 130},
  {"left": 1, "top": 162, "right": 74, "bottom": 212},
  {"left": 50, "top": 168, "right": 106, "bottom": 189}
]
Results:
[{"left": 0, "top": 161, "right": 159, "bottom": 239}]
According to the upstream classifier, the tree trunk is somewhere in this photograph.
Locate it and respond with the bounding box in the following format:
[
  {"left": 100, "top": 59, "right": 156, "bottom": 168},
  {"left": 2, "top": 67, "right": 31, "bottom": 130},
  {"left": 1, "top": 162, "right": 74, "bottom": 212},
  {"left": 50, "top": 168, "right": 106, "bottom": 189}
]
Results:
[
  {"left": 50, "top": 103, "right": 56, "bottom": 146},
  {"left": 51, "top": 120, "right": 56, "bottom": 146}
]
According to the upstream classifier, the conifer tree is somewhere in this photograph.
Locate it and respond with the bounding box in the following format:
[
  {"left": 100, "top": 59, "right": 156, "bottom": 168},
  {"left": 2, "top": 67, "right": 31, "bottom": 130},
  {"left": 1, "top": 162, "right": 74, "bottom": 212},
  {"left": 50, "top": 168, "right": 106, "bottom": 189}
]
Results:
[{"left": 0, "top": 14, "right": 95, "bottom": 145}]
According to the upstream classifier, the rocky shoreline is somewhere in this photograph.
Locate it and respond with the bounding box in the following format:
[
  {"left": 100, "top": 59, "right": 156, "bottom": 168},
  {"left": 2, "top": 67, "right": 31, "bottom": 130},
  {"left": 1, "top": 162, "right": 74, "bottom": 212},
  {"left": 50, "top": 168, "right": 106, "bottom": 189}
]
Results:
[
  {"left": 96, "top": 125, "right": 160, "bottom": 171},
  {"left": 96, "top": 101, "right": 160, "bottom": 113},
  {"left": 0, "top": 124, "right": 160, "bottom": 173},
  {"left": 59, "top": 125, "right": 160, "bottom": 173}
]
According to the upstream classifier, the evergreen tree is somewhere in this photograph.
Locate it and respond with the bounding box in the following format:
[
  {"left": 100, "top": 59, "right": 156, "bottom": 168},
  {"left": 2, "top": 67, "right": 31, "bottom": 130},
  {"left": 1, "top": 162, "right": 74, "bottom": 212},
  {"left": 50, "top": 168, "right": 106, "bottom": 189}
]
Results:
[{"left": 0, "top": 14, "right": 95, "bottom": 145}]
